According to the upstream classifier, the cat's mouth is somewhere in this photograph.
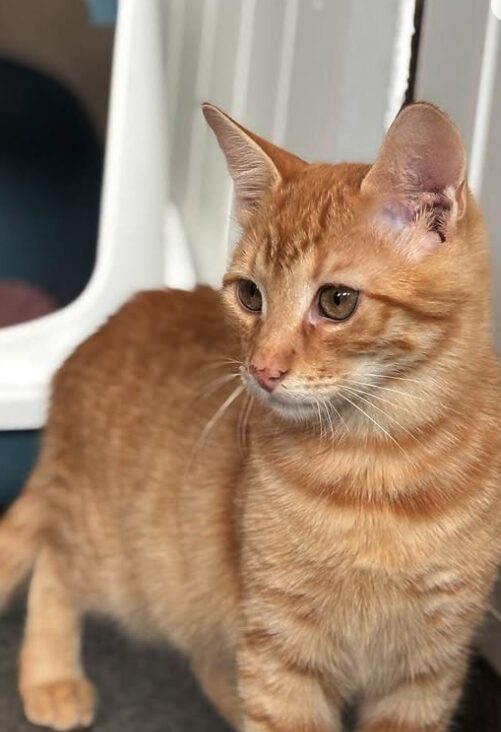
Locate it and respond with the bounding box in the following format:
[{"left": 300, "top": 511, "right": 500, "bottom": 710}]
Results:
[{"left": 244, "top": 377, "right": 324, "bottom": 420}]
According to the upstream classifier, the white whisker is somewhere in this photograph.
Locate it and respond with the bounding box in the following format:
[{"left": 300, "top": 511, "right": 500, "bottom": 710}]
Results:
[
  {"left": 321, "top": 399, "right": 338, "bottom": 439},
  {"left": 327, "top": 398, "right": 349, "bottom": 435},
  {"left": 338, "top": 392, "right": 405, "bottom": 453},
  {"left": 195, "top": 372, "right": 240, "bottom": 400},
  {"left": 198, "top": 358, "right": 243, "bottom": 375},
  {"left": 314, "top": 397, "right": 325, "bottom": 440},
  {"left": 347, "top": 379, "right": 430, "bottom": 404},
  {"left": 351, "top": 374, "right": 461, "bottom": 417},
  {"left": 344, "top": 382, "right": 426, "bottom": 423},
  {"left": 238, "top": 393, "right": 254, "bottom": 453},
  {"left": 195, "top": 385, "right": 244, "bottom": 454},
  {"left": 343, "top": 385, "right": 419, "bottom": 443},
  {"left": 361, "top": 371, "right": 441, "bottom": 388},
  {"left": 356, "top": 388, "right": 421, "bottom": 422}
]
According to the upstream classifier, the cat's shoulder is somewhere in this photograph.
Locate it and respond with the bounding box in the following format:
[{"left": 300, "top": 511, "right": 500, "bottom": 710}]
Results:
[
  {"left": 56, "top": 286, "right": 228, "bottom": 382},
  {"left": 98, "top": 285, "right": 223, "bottom": 341},
  {"left": 118, "top": 285, "right": 221, "bottom": 323}
]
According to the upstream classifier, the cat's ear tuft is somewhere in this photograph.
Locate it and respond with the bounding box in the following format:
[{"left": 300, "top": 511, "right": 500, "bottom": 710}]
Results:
[
  {"left": 361, "top": 102, "right": 466, "bottom": 258},
  {"left": 202, "top": 102, "right": 305, "bottom": 224}
]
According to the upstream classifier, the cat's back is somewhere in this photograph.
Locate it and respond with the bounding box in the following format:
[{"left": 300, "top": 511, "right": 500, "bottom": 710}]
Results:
[
  {"left": 52, "top": 285, "right": 234, "bottom": 418},
  {"left": 60, "top": 285, "right": 230, "bottom": 380},
  {"left": 44, "top": 284, "right": 242, "bottom": 492}
]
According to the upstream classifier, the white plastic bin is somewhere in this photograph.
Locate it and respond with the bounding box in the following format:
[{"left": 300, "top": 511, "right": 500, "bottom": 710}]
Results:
[{"left": 0, "top": 0, "right": 195, "bottom": 430}]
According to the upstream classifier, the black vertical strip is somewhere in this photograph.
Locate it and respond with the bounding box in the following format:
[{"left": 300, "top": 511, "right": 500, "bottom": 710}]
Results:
[{"left": 404, "top": 0, "right": 426, "bottom": 105}]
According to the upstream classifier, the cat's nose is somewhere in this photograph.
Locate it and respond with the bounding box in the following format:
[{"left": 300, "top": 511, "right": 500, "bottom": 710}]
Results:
[{"left": 250, "top": 364, "right": 288, "bottom": 392}]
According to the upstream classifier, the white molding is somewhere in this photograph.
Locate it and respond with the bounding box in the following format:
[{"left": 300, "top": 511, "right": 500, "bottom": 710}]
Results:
[
  {"left": 469, "top": 8, "right": 500, "bottom": 196},
  {"left": 0, "top": 0, "right": 170, "bottom": 428},
  {"left": 385, "top": 0, "right": 415, "bottom": 128},
  {"left": 272, "top": 0, "right": 299, "bottom": 147}
]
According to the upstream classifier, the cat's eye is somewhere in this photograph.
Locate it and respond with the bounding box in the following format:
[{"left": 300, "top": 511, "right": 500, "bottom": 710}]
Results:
[
  {"left": 317, "top": 285, "right": 359, "bottom": 321},
  {"left": 236, "top": 279, "right": 262, "bottom": 313}
]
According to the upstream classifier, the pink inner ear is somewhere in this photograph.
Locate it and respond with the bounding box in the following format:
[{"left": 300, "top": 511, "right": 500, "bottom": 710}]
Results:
[
  {"left": 361, "top": 103, "right": 466, "bottom": 258},
  {"left": 370, "top": 190, "right": 456, "bottom": 262},
  {"left": 372, "top": 215, "right": 442, "bottom": 261},
  {"left": 381, "top": 189, "right": 454, "bottom": 242},
  {"left": 202, "top": 104, "right": 282, "bottom": 222}
]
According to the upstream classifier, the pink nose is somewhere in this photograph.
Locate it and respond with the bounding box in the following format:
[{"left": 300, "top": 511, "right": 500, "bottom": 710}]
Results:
[{"left": 250, "top": 364, "right": 288, "bottom": 392}]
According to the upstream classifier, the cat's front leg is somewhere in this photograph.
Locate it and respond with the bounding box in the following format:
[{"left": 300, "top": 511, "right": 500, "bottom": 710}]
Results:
[
  {"left": 237, "top": 625, "right": 341, "bottom": 732},
  {"left": 19, "top": 545, "right": 96, "bottom": 731},
  {"left": 356, "top": 662, "right": 466, "bottom": 732}
]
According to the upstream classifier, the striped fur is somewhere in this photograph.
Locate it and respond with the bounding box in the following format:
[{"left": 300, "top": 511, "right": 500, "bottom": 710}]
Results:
[{"left": 1, "top": 104, "right": 501, "bottom": 731}]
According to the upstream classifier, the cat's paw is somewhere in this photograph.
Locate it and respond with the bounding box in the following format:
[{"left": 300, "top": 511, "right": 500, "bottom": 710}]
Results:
[{"left": 21, "top": 678, "right": 97, "bottom": 730}]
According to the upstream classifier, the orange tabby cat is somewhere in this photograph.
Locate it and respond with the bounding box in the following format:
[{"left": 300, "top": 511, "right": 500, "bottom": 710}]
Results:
[{"left": 1, "top": 101, "right": 501, "bottom": 732}]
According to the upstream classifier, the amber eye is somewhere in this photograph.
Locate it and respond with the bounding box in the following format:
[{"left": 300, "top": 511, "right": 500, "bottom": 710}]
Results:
[
  {"left": 318, "top": 285, "right": 359, "bottom": 321},
  {"left": 236, "top": 279, "right": 262, "bottom": 312}
]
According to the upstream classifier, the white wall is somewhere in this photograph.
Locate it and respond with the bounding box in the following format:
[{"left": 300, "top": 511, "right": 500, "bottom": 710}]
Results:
[
  {"left": 415, "top": 0, "right": 501, "bottom": 345},
  {"left": 163, "top": 0, "right": 414, "bottom": 286}
]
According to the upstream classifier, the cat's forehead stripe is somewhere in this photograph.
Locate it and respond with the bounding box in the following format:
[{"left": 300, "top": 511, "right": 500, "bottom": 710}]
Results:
[{"left": 260, "top": 190, "right": 338, "bottom": 272}]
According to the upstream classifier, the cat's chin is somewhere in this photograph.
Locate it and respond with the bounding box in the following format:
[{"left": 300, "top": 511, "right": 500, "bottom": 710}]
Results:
[
  {"left": 245, "top": 382, "right": 322, "bottom": 423},
  {"left": 268, "top": 397, "right": 320, "bottom": 422}
]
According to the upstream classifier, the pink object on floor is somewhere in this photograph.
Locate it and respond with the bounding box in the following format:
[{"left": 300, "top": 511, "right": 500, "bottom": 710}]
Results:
[{"left": 0, "top": 280, "right": 58, "bottom": 327}]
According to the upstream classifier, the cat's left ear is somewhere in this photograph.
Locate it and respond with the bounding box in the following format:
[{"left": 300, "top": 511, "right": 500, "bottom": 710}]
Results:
[
  {"left": 202, "top": 103, "right": 306, "bottom": 224},
  {"left": 361, "top": 102, "right": 466, "bottom": 258}
]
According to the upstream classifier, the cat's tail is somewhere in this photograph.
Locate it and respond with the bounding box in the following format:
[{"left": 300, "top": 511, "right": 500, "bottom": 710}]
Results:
[{"left": 0, "top": 484, "right": 47, "bottom": 608}]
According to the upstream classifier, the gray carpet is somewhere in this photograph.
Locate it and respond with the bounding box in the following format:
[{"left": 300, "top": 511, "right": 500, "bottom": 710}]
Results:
[
  {"left": 0, "top": 603, "right": 232, "bottom": 732},
  {"left": 1, "top": 603, "right": 500, "bottom": 731}
]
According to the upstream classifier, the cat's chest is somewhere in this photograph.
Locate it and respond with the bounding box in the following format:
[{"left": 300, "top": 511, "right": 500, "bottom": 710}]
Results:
[
  {"left": 247, "top": 474, "right": 433, "bottom": 576},
  {"left": 256, "top": 504, "right": 422, "bottom": 609},
  {"left": 244, "top": 467, "right": 462, "bottom": 626},
  {"left": 242, "top": 453, "right": 472, "bottom": 688},
  {"left": 244, "top": 489, "right": 462, "bottom": 686}
]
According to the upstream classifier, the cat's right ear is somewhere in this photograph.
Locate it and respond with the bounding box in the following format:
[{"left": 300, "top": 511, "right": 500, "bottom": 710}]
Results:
[{"left": 202, "top": 103, "right": 305, "bottom": 224}]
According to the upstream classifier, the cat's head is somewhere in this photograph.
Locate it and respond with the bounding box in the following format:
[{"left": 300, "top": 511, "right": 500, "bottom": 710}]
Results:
[{"left": 203, "top": 102, "right": 487, "bottom": 430}]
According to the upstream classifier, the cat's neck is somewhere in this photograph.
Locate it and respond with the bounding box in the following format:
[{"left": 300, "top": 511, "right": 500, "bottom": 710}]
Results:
[{"left": 250, "top": 361, "right": 495, "bottom": 514}]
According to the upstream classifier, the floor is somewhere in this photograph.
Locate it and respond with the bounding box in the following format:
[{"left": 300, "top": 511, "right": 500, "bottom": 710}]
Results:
[
  {"left": 0, "top": 603, "right": 500, "bottom": 731},
  {"left": 0, "top": 603, "right": 232, "bottom": 732}
]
